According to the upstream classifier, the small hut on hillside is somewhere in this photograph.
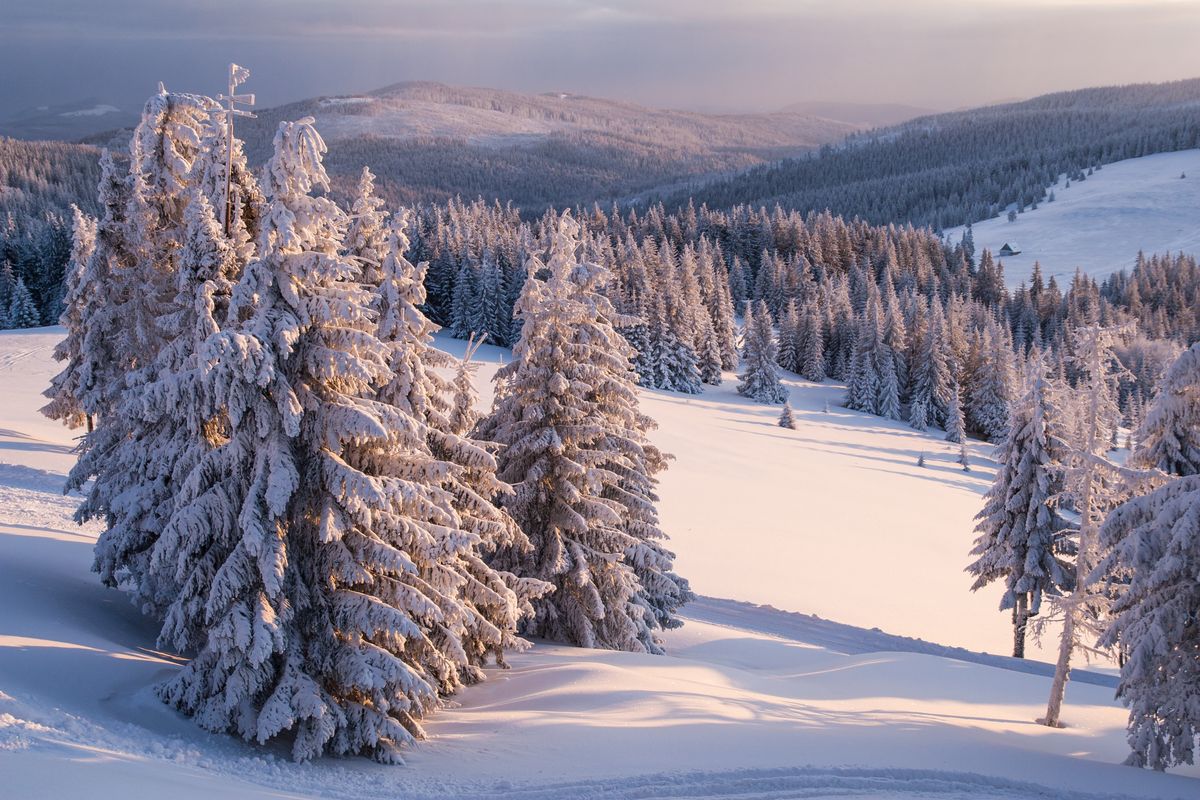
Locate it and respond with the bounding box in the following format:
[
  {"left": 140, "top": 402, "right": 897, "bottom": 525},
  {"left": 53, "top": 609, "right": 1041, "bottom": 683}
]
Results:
[{"left": 998, "top": 242, "right": 1022, "bottom": 256}]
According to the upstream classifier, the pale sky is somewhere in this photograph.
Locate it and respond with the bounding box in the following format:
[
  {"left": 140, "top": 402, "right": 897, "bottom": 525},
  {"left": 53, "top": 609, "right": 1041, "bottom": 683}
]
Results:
[{"left": 3, "top": 0, "right": 1199, "bottom": 114}]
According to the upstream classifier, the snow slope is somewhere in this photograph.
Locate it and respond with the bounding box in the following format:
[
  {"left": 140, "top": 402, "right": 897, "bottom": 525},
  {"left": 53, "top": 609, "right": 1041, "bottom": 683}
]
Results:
[
  {"left": 2, "top": 328, "right": 1198, "bottom": 799},
  {"left": 945, "top": 149, "right": 1200, "bottom": 288}
]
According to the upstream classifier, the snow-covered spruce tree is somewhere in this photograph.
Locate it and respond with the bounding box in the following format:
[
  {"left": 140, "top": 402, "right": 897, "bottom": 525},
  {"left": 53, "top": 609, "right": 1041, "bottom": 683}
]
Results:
[
  {"left": 779, "top": 402, "right": 796, "bottom": 429},
  {"left": 846, "top": 291, "right": 899, "bottom": 419},
  {"left": 448, "top": 333, "right": 486, "bottom": 437},
  {"left": 343, "top": 166, "right": 390, "bottom": 285},
  {"left": 698, "top": 239, "right": 739, "bottom": 371},
  {"left": 74, "top": 89, "right": 217, "bottom": 610},
  {"left": 908, "top": 300, "right": 954, "bottom": 432},
  {"left": 738, "top": 299, "right": 788, "bottom": 404},
  {"left": 647, "top": 291, "right": 703, "bottom": 394},
  {"left": 944, "top": 380, "right": 966, "bottom": 444},
  {"left": 637, "top": 242, "right": 703, "bottom": 394},
  {"left": 118, "top": 191, "right": 243, "bottom": 618},
  {"left": 798, "top": 301, "right": 826, "bottom": 382},
  {"left": 776, "top": 300, "right": 801, "bottom": 373},
  {"left": 156, "top": 119, "right": 538, "bottom": 763},
  {"left": 61, "top": 150, "right": 134, "bottom": 429},
  {"left": 846, "top": 308, "right": 880, "bottom": 413},
  {"left": 694, "top": 310, "right": 724, "bottom": 386},
  {"left": 479, "top": 212, "right": 691, "bottom": 653},
  {"left": 967, "top": 321, "right": 1013, "bottom": 442},
  {"left": 41, "top": 206, "right": 98, "bottom": 431},
  {"left": 967, "top": 361, "right": 1073, "bottom": 658},
  {"left": 1098, "top": 473, "right": 1200, "bottom": 769},
  {"left": 882, "top": 287, "right": 908, "bottom": 400},
  {"left": 6, "top": 278, "right": 40, "bottom": 328},
  {"left": 450, "top": 258, "right": 480, "bottom": 339},
  {"left": 370, "top": 208, "right": 549, "bottom": 683},
  {"left": 1131, "top": 341, "right": 1200, "bottom": 477},
  {"left": 123, "top": 87, "right": 219, "bottom": 362}
]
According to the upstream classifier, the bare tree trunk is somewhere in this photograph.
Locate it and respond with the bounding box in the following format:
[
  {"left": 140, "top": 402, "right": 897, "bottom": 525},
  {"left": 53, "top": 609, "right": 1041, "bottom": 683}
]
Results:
[
  {"left": 1012, "top": 593, "right": 1029, "bottom": 659},
  {"left": 86, "top": 414, "right": 94, "bottom": 434},
  {"left": 1044, "top": 596, "right": 1075, "bottom": 727}
]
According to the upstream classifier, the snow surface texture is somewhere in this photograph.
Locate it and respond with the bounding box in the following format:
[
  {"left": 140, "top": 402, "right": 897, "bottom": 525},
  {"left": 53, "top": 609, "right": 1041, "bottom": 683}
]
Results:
[
  {"left": 2, "top": 328, "right": 1198, "bottom": 798},
  {"left": 946, "top": 149, "right": 1200, "bottom": 288}
]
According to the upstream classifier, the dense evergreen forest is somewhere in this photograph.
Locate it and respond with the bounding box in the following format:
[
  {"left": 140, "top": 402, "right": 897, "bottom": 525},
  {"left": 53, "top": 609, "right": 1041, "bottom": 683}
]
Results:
[
  {"left": 0, "top": 138, "right": 102, "bottom": 325},
  {"left": 403, "top": 198, "right": 1197, "bottom": 436}
]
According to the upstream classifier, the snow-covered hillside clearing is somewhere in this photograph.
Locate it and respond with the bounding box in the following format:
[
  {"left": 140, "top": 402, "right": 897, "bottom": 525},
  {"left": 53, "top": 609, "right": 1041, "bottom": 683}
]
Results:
[
  {"left": 2, "top": 328, "right": 1197, "bottom": 798},
  {"left": 946, "top": 149, "right": 1200, "bottom": 287}
]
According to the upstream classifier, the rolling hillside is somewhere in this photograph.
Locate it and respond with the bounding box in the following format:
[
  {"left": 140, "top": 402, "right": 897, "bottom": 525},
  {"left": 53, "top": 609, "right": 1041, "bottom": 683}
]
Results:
[
  {"left": 946, "top": 149, "right": 1200, "bottom": 288},
  {"left": 232, "top": 82, "right": 856, "bottom": 210},
  {"left": 667, "top": 78, "right": 1200, "bottom": 229}
]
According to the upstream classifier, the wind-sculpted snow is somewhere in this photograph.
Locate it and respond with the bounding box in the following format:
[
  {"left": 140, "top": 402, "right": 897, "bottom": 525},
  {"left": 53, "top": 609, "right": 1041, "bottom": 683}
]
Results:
[{"left": 684, "top": 597, "right": 1117, "bottom": 689}]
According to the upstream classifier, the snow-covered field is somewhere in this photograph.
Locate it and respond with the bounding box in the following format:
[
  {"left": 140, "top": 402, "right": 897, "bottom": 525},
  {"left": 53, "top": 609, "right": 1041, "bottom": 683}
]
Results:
[
  {"left": 946, "top": 149, "right": 1200, "bottom": 288},
  {"left": 2, "top": 327, "right": 1198, "bottom": 798}
]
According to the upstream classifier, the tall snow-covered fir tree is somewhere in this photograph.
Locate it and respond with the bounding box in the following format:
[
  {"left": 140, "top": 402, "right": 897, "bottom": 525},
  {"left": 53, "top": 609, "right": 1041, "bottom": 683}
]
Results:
[
  {"left": 122, "top": 87, "right": 220, "bottom": 364},
  {"left": 41, "top": 205, "right": 98, "bottom": 430},
  {"left": 646, "top": 291, "right": 703, "bottom": 394},
  {"left": 738, "top": 299, "right": 788, "bottom": 404},
  {"left": 478, "top": 212, "right": 691, "bottom": 653},
  {"left": 156, "top": 118, "right": 542, "bottom": 763},
  {"left": 127, "top": 190, "right": 244, "bottom": 619},
  {"left": 370, "top": 208, "right": 549, "bottom": 675},
  {"left": 908, "top": 300, "right": 954, "bottom": 432},
  {"left": 64, "top": 149, "right": 135, "bottom": 426},
  {"left": 1098, "top": 471, "right": 1200, "bottom": 769},
  {"left": 798, "top": 300, "right": 826, "bottom": 382},
  {"left": 698, "top": 238, "right": 739, "bottom": 372},
  {"left": 71, "top": 89, "right": 217, "bottom": 608},
  {"left": 967, "top": 360, "right": 1073, "bottom": 658}
]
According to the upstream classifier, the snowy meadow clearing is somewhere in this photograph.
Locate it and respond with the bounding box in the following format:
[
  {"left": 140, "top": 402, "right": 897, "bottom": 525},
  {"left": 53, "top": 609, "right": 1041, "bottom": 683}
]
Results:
[
  {"left": 946, "top": 149, "right": 1200, "bottom": 288},
  {"left": 3, "top": 327, "right": 1197, "bottom": 799}
]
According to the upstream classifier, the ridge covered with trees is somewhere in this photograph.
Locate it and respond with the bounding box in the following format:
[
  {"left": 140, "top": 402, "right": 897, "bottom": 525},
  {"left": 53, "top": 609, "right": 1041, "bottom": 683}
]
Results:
[{"left": 665, "top": 79, "right": 1200, "bottom": 230}]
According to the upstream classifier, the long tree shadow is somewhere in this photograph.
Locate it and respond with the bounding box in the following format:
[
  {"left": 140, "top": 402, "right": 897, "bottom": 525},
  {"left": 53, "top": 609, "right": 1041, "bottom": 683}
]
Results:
[{"left": 0, "top": 428, "right": 76, "bottom": 455}]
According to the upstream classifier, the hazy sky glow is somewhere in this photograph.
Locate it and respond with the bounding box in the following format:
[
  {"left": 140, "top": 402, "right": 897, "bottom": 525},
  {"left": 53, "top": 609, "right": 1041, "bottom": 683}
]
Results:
[{"left": 4, "top": 0, "right": 1199, "bottom": 114}]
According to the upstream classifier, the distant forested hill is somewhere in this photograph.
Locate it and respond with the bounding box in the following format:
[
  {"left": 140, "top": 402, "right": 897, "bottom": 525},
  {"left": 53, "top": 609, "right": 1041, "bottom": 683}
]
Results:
[
  {"left": 663, "top": 79, "right": 1200, "bottom": 230},
  {"left": 229, "top": 81, "right": 855, "bottom": 211}
]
